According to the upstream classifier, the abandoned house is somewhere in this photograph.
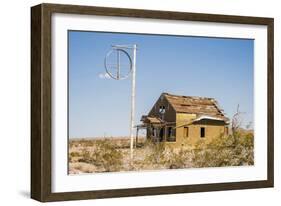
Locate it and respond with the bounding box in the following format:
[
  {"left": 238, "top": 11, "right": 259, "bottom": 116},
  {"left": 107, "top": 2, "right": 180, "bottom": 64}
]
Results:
[{"left": 137, "top": 93, "right": 230, "bottom": 146}]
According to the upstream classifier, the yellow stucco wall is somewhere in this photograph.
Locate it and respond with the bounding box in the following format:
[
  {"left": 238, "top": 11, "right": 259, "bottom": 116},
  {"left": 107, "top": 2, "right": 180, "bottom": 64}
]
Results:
[
  {"left": 176, "top": 113, "right": 196, "bottom": 125},
  {"left": 166, "top": 113, "right": 227, "bottom": 147},
  {"left": 176, "top": 124, "right": 225, "bottom": 146}
]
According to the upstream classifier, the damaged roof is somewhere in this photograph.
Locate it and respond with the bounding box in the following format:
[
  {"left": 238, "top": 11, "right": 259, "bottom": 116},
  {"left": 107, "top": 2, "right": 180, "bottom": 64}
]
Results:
[
  {"left": 162, "top": 93, "right": 228, "bottom": 121},
  {"left": 141, "top": 116, "right": 163, "bottom": 124}
]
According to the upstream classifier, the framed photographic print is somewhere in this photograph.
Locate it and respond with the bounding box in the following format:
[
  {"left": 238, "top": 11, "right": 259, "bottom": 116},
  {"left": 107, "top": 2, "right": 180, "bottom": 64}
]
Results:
[{"left": 31, "top": 3, "right": 274, "bottom": 202}]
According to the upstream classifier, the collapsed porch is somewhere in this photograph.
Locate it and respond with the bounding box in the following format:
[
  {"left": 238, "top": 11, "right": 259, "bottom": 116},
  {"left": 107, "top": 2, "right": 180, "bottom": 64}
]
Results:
[{"left": 136, "top": 116, "right": 177, "bottom": 143}]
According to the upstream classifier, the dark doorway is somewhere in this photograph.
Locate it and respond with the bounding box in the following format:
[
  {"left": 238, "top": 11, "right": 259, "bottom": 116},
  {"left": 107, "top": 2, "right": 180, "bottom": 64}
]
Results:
[{"left": 159, "top": 128, "right": 164, "bottom": 141}]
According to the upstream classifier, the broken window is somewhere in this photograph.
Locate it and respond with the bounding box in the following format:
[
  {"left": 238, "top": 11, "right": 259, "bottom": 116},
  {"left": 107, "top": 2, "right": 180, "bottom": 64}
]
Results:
[
  {"left": 159, "top": 105, "right": 166, "bottom": 114},
  {"left": 184, "top": 127, "right": 189, "bottom": 137},
  {"left": 200, "top": 127, "right": 205, "bottom": 138},
  {"left": 167, "top": 127, "right": 176, "bottom": 142}
]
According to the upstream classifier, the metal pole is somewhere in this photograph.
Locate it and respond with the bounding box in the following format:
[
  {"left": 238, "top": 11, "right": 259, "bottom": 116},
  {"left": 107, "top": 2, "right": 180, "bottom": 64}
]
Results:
[
  {"left": 135, "top": 127, "right": 139, "bottom": 149},
  {"left": 130, "top": 44, "right": 137, "bottom": 160}
]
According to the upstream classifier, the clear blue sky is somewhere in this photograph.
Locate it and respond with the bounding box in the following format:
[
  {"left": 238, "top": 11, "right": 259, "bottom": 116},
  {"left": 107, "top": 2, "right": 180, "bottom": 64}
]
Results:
[{"left": 68, "top": 31, "right": 254, "bottom": 138}]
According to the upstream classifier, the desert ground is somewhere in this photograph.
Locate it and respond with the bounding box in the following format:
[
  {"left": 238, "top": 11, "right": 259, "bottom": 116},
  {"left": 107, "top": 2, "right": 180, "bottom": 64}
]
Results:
[{"left": 69, "top": 130, "right": 254, "bottom": 174}]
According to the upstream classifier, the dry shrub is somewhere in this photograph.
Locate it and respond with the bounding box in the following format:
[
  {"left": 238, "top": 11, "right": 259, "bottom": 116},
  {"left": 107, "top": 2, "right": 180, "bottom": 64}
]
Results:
[
  {"left": 144, "top": 140, "right": 166, "bottom": 165},
  {"left": 70, "top": 151, "right": 80, "bottom": 157},
  {"left": 69, "top": 151, "right": 81, "bottom": 163},
  {"left": 167, "top": 148, "right": 193, "bottom": 169},
  {"left": 142, "top": 140, "right": 193, "bottom": 170},
  {"left": 79, "top": 139, "right": 123, "bottom": 172},
  {"left": 192, "top": 133, "right": 254, "bottom": 168}
]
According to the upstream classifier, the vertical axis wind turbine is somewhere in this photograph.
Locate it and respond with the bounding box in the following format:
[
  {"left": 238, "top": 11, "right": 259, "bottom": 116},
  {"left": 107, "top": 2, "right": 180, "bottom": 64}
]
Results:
[{"left": 104, "top": 44, "right": 137, "bottom": 160}]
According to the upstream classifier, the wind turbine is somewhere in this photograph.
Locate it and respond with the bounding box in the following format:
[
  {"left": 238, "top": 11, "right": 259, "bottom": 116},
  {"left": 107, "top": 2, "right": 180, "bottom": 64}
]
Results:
[{"left": 104, "top": 44, "right": 137, "bottom": 160}]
